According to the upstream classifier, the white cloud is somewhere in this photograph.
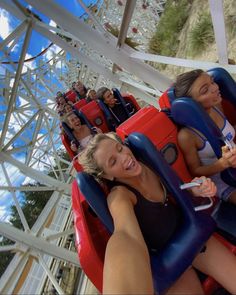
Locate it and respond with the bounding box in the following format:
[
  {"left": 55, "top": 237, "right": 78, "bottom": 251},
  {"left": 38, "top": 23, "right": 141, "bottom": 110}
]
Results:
[
  {"left": 49, "top": 19, "right": 57, "bottom": 28},
  {"left": 22, "top": 53, "right": 37, "bottom": 73},
  {"left": 0, "top": 205, "right": 11, "bottom": 222},
  {"left": 0, "top": 9, "right": 12, "bottom": 40},
  {"left": 43, "top": 44, "right": 62, "bottom": 65},
  {"left": 18, "top": 96, "right": 29, "bottom": 107}
]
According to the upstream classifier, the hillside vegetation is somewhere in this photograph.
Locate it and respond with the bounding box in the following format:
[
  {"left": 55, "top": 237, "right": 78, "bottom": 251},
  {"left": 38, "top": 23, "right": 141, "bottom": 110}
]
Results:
[{"left": 148, "top": 0, "right": 236, "bottom": 79}]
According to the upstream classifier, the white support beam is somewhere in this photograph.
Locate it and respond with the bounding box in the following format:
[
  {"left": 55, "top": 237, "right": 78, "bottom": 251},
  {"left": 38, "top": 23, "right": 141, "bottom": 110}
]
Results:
[
  {"left": 209, "top": 0, "right": 228, "bottom": 64},
  {"left": 0, "top": 151, "right": 71, "bottom": 194},
  {"left": 0, "top": 0, "right": 26, "bottom": 24},
  {"left": 0, "top": 251, "right": 30, "bottom": 295},
  {"left": 0, "top": 244, "right": 16, "bottom": 252},
  {"left": 34, "top": 22, "right": 121, "bottom": 85},
  {"left": 0, "top": 185, "right": 58, "bottom": 192},
  {"left": 1, "top": 163, "right": 30, "bottom": 231},
  {"left": 0, "top": 19, "right": 27, "bottom": 51},
  {"left": 25, "top": 0, "right": 171, "bottom": 90},
  {"left": 42, "top": 113, "right": 65, "bottom": 182},
  {"left": 119, "top": 74, "right": 162, "bottom": 96},
  {"left": 0, "top": 19, "right": 33, "bottom": 147},
  {"left": 0, "top": 222, "right": 80, "bottom": 267},
  {"left": 130, "top": 51, "right": 236, "bottom": 73},
  {"left": 46, "top": 228, "right": 74, "bottom": 241},
  {"left": 37, "top": 253, "right": 65, "bottom": 295},
  {"left": 3, "top": 110, "right": 40, "bottom": 151},
  {"left": 76, "top": 0, "right": 106, "bottom": 34},
  {"left": 25, "top": 111, "right": 43, "bottom": 165}
]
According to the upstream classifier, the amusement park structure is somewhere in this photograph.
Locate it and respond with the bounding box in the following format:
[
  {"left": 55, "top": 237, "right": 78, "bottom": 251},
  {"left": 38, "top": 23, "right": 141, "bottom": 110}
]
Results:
[{"left": 0, "top": 0, "right": 235, "bottom": 294}]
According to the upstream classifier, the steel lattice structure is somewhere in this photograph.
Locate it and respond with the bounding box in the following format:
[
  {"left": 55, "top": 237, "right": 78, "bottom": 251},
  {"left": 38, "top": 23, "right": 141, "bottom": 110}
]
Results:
[{"left": 0, "top": 0, "right": 234, "bottom": 294}]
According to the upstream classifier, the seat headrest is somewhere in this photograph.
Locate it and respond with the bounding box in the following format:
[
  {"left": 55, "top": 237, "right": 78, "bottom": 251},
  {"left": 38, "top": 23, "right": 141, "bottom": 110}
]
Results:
[
  {"left": 97, "top": 99, "right": 117, "bottom": 131},
  {"left": 112, "top": 88, "right": 131, "bottom": 118},
  {"left": 76, "top": 172, "right": 114, "bottom": 233},
  {"left": 167, "top": 86, "right": 177, "bottom": 104},
  {"left": 171, "top": 98, "right": 224, "bottom": 158}
]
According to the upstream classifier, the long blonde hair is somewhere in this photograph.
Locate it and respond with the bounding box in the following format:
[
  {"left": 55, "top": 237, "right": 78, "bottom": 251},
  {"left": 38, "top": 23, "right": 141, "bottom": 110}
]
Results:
[{"left": 78, "top": 132, "right": 122, "bottom": 182}]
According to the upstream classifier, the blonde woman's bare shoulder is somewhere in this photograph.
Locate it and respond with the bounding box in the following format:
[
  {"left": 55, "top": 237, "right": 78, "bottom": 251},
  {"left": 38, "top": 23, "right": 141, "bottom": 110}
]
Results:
[{"left": 108, "top": 185, "right": 136, "bottom": 207}]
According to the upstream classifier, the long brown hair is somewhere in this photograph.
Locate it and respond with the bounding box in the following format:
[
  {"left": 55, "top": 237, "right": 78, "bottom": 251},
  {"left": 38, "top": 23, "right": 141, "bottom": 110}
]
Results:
[{"left": 174, "top": 69, "right": 204, "bottom": 98}]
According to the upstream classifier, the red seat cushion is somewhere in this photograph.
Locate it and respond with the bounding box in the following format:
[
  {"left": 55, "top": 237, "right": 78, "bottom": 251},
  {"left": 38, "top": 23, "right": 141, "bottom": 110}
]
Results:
[{"left": 80, "top": 101, "right": 110, "bottom": 132}]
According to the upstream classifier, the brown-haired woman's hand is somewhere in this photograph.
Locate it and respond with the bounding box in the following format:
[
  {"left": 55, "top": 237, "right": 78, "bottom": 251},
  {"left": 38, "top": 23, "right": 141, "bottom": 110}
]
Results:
[
  {"left": 190, "top": 176, "right": 217, "bottom": 198},
  {"left": 221, "top": 145, "right": 236, "bottom": 168}
]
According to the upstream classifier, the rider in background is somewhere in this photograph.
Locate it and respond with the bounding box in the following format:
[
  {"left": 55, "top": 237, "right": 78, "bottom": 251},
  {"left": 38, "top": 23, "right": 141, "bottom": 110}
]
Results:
[{"left": 96, "top": 87, "right": 137, "bottom": 127}]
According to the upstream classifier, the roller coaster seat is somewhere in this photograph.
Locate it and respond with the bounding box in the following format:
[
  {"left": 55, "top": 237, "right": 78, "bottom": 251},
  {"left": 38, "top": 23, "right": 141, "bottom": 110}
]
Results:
[
  {"left": 60, "top": 113, "right": 95, "bottom": 171},
  {"left": 65, "top": 90, "right": 78, "bottom": 103},
  {"left": 162, "top": 68, "right": 236, "bottom": 238},
  {"left": 74, "top": 132, "right": 216, "bottom": 294},
  {"left": 73, "top": 98, "right": 87, "bottom": 110},
  {"left": 79, "top": 100, "right": 110, "bottom": 133},
  {"left": 158, "top": 67, "right": 236, "bottom": 188},
  {"left": 122, "top": 92, "right": 141, "bottom": 112},
  {"left": 72, "top": 180, "right": 110, "bottom": 292},
  {"left": 60, "top": 132, "right": 76, "bottom": 160},
  {"left": 117, "top": 105, "right": 192, "bottom": 182},
  {"left": 59, "top": 130, "right": 82, "bottom": 171}
]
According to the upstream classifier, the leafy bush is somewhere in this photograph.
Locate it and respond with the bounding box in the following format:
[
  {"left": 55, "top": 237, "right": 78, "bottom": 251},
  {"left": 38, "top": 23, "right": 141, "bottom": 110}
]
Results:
[
  {"left": 148, "top": 0, "right": 191, "bottom": 57},
  {"left": 189, "top": 12, "right": 214, "bottom": 56}
]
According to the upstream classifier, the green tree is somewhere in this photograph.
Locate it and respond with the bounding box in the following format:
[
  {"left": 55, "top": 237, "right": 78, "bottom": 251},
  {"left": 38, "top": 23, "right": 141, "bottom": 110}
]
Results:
[
  {"left": 0, "top": 237, "right": 14, "bottom": 278},
  {"left": 0, "top": 149, "right": 70, "bottom": 277},
  {"left": 10, "top": 184, "right": 53, "bottom": 230}
]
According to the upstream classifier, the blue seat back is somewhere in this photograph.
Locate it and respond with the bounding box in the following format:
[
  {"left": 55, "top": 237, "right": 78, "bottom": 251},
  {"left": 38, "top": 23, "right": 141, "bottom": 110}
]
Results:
[
  {"left": 76, "top": 132, "right": 215, "bottom": 294},
  {"left": 171, "top": 98, "right": 224, "bottom": 158},
  {"left": 112, "top": 88, "right": 133, "bottom": 117},
  {"left": 97, "top": 99, "right": 117, "bottom": 131}
]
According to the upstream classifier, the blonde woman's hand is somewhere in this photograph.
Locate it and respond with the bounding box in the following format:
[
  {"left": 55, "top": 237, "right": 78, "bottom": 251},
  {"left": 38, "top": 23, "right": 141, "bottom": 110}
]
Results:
[{"left": 190, "top": 176, "right": 217, "bottom": 198}]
